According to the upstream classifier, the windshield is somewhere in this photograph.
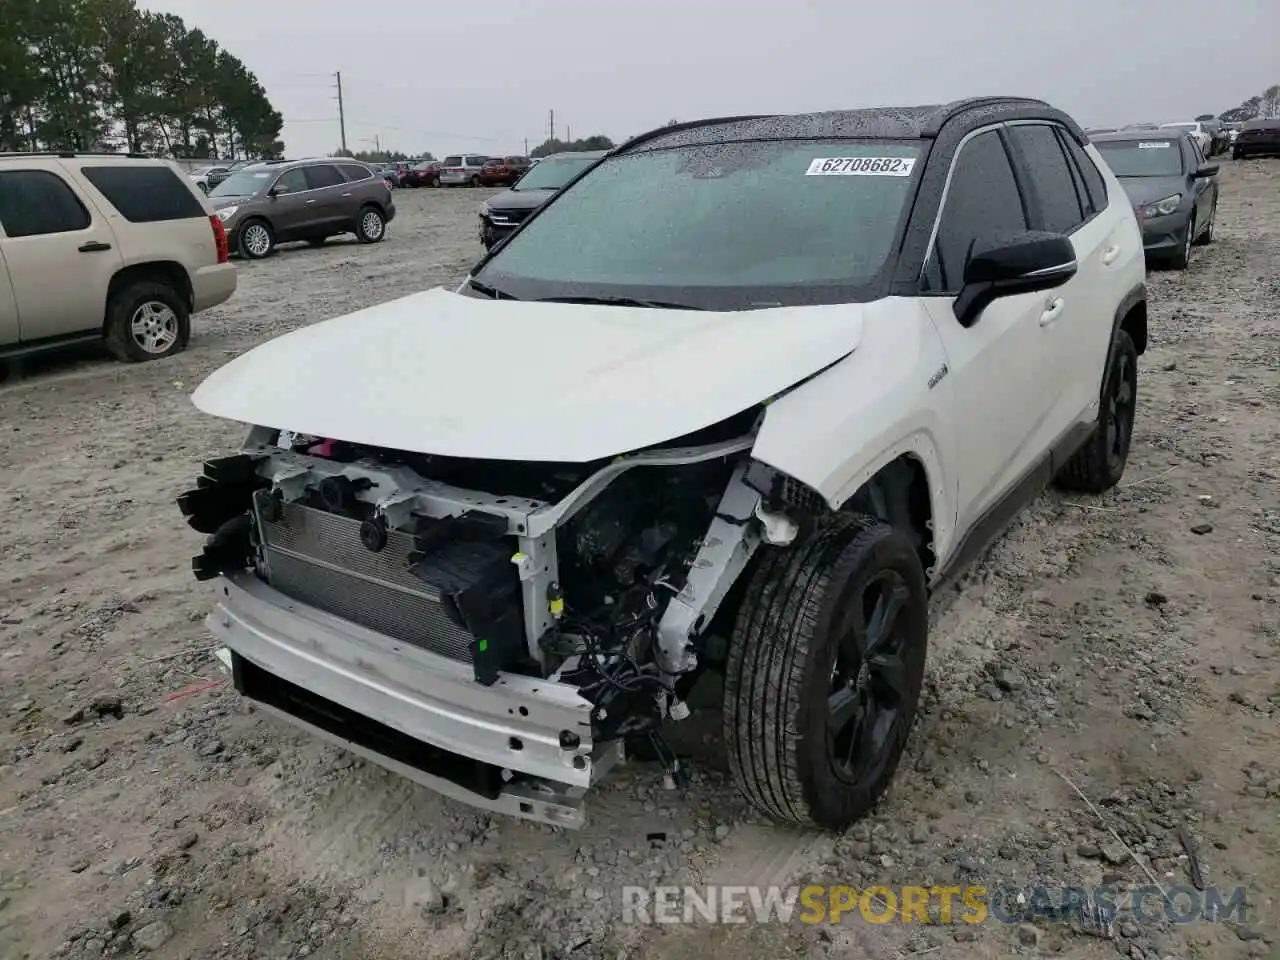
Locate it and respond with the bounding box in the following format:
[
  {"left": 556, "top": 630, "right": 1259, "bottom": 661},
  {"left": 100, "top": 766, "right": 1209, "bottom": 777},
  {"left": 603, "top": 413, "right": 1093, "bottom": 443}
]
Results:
[
  {"left": 475, "top": 139, "right": 921, "bottom": 308},
  {"left": 1096, "top": 140, "right": 1184, "bottom": 177},
  {"left": 513, "top": 154, "right": 600, "bottom": 191},
  {"left": 208, "top": 169, "right": 273, "bottom": 197}
]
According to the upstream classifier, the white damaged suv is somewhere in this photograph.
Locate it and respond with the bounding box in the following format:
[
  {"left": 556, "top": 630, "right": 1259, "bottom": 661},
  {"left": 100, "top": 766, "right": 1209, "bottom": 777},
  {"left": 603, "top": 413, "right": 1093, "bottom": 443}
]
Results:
[{"left": 179, "top": 97, "right": 1146, "bottom": 830}]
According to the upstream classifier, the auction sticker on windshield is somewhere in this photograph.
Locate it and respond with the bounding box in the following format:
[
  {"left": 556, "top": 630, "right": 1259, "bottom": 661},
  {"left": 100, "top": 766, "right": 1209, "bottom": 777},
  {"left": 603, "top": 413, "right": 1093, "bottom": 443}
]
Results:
[
  {"left": 1137, "top": 142, "right": 1171, "bottom": 149},
  {"left": 805, "top": 157, "right": 917, "bottom": 176}
]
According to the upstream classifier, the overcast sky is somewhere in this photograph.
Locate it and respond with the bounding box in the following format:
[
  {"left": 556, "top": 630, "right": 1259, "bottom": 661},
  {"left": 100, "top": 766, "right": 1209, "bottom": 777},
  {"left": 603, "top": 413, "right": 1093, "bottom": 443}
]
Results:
[{"left": 146, "top": 0, "right": 1277, "bottom": 159}]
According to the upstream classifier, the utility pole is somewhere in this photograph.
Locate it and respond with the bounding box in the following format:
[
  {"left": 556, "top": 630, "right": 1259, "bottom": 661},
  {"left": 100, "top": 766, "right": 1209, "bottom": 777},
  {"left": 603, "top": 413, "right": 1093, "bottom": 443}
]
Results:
[
  {"left": 523, "top": 137, "right": 528, "bottom": 155},
  {"left": 335, "top": 71, "right": 347, "bottom": 153},
  {"left": 549, "top": 109, "right": 554, "bottom": 143},
  {"left": 566, "top": 125, "right": 571, "bottom": 144}
]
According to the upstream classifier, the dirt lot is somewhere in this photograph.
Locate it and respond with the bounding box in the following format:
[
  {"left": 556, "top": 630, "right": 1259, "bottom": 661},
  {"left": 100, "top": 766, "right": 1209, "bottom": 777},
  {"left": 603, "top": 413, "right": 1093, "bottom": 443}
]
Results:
[{"left": 1, "top": 165, "right": 1278, "bottom": 960}]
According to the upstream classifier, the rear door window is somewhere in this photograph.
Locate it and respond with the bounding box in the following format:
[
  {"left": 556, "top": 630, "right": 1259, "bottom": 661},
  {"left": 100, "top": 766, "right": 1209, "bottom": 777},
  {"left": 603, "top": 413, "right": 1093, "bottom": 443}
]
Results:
[
  {"left": 1006, "top": 123, "right": 1085, "bottom": 234},
  {"left": 924, "top": 130, "right": 1028, "bottom": 294},
  {"left": 442, "top": 156, "right": 463, "bottom": 166},
  {"left": 466, "top": 156, "right": 487, "bottom": 166},
  {"left": 337, "top": 163, "right": 373, "bottom": 182},
  {"left": 0, "top": 170, "right": 92, "bottom": 238},
  {"left": 304, "top": 164, "right": 345, "bottom": 189},
  {"left": 81, "top": 165, "right": 206, "bottom": 222},
  {"left": 1060, "top": 133, "right": 1108, "bottom": 212}
]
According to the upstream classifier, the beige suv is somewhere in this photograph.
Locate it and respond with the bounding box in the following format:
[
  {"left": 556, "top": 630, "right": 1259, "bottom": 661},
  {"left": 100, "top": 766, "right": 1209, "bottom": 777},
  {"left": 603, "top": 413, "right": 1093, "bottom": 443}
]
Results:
[{"left": 0, "top": 153, "right": 237, "bottom": 363}]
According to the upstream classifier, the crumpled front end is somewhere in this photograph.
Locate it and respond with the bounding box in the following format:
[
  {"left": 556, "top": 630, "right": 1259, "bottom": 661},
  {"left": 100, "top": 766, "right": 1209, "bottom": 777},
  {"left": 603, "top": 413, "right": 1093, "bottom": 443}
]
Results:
[{"left": 179, "top": 417, "right": 805, "bottom": 827}]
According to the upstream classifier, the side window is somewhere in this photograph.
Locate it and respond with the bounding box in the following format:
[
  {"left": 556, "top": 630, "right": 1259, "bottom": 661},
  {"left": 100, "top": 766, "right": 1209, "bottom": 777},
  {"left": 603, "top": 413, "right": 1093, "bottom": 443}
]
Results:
[
  {"left": 272, "top": 169, "right": 308, "bottom": 194},
  {"left": 81, "top": 165, "right": 206, "bottom": 223},
  {"left": 1006, "top": 124, "right": 1084, "bottom": 234},
  {"left": 925, "top": 130, "right": 1028, "bottom": 294},
  {"left": 1059, "top": 131, "right": 1108, "bottom": 213},
  {"left": 304, "top": 164, "right": 345, "bottom": 190},
  {"left": 1188, "top": 137, "right": 1206, "bottom": 166},
  {"left": 0, "top": 170, "right": 91, "bottom": 238},
  {"left": 337, "top": 163, "right": 372, "bottom": 182},
  {"left": 1054, "top": 130, "right": 1093, "bottom": 216}
]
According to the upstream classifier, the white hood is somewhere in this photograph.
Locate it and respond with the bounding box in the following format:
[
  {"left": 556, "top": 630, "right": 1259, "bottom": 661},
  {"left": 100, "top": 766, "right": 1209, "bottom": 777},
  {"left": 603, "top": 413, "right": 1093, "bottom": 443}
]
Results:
[{"left": 191, "top": 286, "right": 863, "bottom": 462}]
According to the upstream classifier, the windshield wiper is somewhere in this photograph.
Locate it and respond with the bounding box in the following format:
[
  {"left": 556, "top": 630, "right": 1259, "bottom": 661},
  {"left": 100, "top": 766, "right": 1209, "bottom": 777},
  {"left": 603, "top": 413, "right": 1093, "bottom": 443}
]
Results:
[
  {"left": 534, "top": 295, "right": 704, "bottom": 311},
  {"left": 468, "top": 278, "right": 518, "bottom": 300}
]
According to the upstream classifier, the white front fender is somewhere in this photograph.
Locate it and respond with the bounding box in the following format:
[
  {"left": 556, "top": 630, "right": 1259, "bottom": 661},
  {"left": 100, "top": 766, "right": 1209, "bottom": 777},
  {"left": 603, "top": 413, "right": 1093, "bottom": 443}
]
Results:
[{"left": 750, "top": 299, "right": 959, "bottom": 569}]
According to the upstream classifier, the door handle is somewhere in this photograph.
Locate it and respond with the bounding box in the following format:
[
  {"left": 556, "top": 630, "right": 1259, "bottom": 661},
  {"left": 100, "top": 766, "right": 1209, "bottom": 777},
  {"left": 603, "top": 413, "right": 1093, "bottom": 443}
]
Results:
[
  {"left": 78, "top": 241, "right": 112, "bottom": 253},
  {"left": 305, "top": 199, "right": 316, "bottom": 204},
  {"left": 1039, "top": 297, "right": 1065, "bottom": 327},
  {"left": 341, "top": 193, "right": 351, "bottom": 198},
  {"left": 1101, "top": 245, "right": 1121, "bottom": 266}
]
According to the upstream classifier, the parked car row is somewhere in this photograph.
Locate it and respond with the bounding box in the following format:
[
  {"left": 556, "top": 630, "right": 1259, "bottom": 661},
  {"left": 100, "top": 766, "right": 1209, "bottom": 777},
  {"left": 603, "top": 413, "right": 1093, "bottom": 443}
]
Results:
[
  {"left": 1091, "top": 129, "right": 1220, "bottom": 269},
  {"left": 1085, "top": 118, "right": 1280, "bottom": 159}
]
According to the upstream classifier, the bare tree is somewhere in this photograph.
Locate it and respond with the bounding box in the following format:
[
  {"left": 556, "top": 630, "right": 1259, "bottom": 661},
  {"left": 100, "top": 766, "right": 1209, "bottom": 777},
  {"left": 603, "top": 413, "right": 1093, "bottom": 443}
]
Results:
[{"left": 1264, "top": 85, "right": 1280, "bottom": 119}]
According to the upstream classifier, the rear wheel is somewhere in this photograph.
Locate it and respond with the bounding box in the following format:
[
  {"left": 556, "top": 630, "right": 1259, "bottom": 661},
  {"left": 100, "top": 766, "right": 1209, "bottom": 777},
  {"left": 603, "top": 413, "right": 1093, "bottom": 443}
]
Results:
[
  {"left": 724, "top": 514, "right": 928, "bottom": 829},
  {"left": 356, "top": 205, "right": 386, "bottom": 243},
  {"left": 469, "top": 175, "right": 481, "bottom": 187},
  {"left": 1054, "top": 328, "right": 1137, "bottom": 494},
  {"left": 104, "top": 281, "right": 190, "bottom": 363}
]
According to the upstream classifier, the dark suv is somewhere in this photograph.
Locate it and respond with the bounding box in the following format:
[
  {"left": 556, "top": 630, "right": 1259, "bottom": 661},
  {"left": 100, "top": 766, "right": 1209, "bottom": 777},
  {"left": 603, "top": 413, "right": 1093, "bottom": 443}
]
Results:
[
  {"left": 207, "top": 158, "right": 395, "bottom": 259},
  {"left": 478, "top": 150, "right": 606, "bottom": 248},
  {"left": 1233, "top": 118, "right": 1280, "bottom": 160}
]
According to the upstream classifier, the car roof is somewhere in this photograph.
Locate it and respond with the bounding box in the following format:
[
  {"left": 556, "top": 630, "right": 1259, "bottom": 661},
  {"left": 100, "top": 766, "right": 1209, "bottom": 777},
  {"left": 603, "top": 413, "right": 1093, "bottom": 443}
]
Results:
[
  {"left": 1092, "top": 129, "right": 1186, "bottom": 142},
  {"left": 615, "top": 97, "right": 1083, "bottom": 155},
  {"left": 0, "top": 151, "right": 169, "bottom": 164}
]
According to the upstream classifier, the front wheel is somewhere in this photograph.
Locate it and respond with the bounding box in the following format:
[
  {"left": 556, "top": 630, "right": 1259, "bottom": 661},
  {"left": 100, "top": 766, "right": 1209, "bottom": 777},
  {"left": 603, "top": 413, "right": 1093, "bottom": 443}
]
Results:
[
  {"left": 1194, "top": 199, "right": 1216, "bottom": 246},
  {"left": 724, "top": 514, "right": 929, "bottom": 830},
  {"left": 238, "top": 219, "right": 275, "bottom": 259},
  {"left": 1053, "top": 328, "right": 1138, "bottom": 494},
  {"left": 1168, "top": 213, "right": 1195, "bottom": 270}
]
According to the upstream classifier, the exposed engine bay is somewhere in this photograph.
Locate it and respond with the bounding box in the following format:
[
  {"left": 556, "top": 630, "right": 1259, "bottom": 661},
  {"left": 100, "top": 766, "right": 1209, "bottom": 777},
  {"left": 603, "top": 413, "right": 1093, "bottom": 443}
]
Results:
[{"left": 178, "top": 412, "right": 810, "bottom": 824}]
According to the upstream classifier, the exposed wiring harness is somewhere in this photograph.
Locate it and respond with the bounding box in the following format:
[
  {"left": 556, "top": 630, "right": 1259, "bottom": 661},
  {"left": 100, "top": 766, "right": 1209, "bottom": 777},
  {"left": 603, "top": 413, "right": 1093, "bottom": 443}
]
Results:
[{"left": 556, "top": 568, "right": 691, "bottom": 790}]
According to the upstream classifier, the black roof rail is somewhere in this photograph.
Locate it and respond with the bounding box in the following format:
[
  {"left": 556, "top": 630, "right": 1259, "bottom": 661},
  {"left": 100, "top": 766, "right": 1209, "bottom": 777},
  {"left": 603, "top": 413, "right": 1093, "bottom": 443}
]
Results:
[
  {"left": 921, "top": 96, "right": 1055, "bottom": 136},
  {"left": 2, "top": 150, "right": 153, "bottom": 159},
  {"left": 609, "top": 114, "right": 775, "bottom": 155}
]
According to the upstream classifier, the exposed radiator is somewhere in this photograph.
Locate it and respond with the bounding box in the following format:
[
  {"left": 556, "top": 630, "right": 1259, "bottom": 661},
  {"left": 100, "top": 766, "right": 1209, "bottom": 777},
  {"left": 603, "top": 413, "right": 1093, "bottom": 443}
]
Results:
[{"left": 256, "top": 500, "right": 475, "bottom": 662}]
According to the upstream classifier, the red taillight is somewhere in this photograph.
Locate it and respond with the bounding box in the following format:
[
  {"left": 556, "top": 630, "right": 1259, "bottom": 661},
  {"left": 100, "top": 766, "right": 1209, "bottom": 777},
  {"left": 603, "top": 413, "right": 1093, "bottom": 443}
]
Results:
[{"left": 210, "top": 214, "right": 229, "bottom": 264}]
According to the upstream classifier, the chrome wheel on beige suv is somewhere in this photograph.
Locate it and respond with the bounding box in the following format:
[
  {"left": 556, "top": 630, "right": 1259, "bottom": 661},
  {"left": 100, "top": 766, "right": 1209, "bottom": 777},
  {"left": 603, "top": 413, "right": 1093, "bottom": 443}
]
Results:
[{"left": 104, "top": 281, "right": 190, "bottom": 363}]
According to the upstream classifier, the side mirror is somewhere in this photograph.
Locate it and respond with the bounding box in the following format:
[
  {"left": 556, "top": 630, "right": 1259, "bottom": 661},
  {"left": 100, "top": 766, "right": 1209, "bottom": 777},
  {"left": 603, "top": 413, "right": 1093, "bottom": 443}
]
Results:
[
  {"left": 1192, "top": 165, "right": 1219, "bottom": 179},
  {"left": 953, "top": 231, "right": 1077, "bottom": 328}
]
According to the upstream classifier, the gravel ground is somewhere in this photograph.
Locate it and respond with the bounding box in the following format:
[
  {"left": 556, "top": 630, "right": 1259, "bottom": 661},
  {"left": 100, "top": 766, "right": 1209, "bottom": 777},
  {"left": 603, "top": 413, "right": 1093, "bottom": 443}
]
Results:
[{"left": 1, "top": 165, "right": 1278, "bottom": 960}]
